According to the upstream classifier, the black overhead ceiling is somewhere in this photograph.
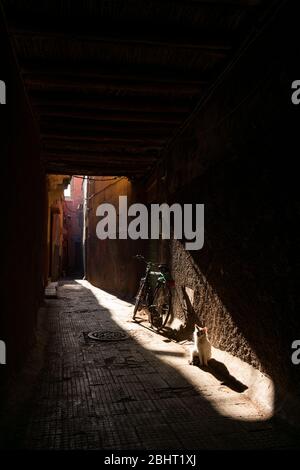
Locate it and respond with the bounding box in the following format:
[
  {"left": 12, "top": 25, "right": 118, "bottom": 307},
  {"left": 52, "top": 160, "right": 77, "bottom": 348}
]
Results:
[{"left": 2, "top": 0, "right": 276, "bottom": 177}]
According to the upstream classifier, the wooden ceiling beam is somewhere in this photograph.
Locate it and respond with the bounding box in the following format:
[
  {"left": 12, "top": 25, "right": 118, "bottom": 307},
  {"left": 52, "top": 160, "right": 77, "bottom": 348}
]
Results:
[
  {"left": 43, "top": 153, "right": 153, "bottom": 164},
  {"left": 45, "top": 166, "right": 146, "bottom": 177},
  {"left": 20, "top": 61, "right": 209, "bottom": 86},
  {"left": 138, "top": 0, "right": 260, "bottom": 5},
  {"left": 41, "top": 132, "right": 167, "bottom": 145},
  {"left": 42, "top": 148, "right": 159, "bottom": 163},
  {"left": 42, "top": 153, "right": 157, "bottom": 167},
  {"left": 43, "top": 142, "right": 155, "bottom": 153},
  {"left": 30, "top": 92, "right": 192, "bottom": 113},
  {"left": 40, "top": 121, "right": 173, "bottom": 136},
  {"left": 9, "top": 22, "right": 231, "bottom": 53},
  {"left": 44, "top": 160, "right": 150, "bottom": 176},
  {"left": 42, "top": 139, "right": 162, "bottom": 153},
  {"left": 24, "top": 76, "right": 203, "bottom": 97},
  {"left": 37, "top": 107, "right": 184, "bottom": 124}
]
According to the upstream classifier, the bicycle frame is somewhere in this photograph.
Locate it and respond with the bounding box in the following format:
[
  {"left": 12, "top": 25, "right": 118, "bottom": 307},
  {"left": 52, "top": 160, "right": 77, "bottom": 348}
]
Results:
[
  {"left": 140, "top": 261, "right": 170, "bottom": 293},
  {"left": 133, "top": 255, "right": 174, "bottom": 329}
]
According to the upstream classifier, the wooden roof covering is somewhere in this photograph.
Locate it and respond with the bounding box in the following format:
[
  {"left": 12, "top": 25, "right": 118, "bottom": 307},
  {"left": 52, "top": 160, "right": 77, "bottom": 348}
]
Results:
[{"left": 2, "top": 0, "right": 275, "bottom": 177}]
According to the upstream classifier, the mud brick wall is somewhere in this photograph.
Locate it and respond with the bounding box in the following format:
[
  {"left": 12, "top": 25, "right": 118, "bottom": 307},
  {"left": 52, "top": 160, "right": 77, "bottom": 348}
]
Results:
[
  {"left": 0, "top": 10, "right": 46, "bottom": 392},
  {"left": 147, "top": 4, "right": 300, "bottom": 420},
  {"left": 86, "top": 177, "right": 147, "bottom": 298}
]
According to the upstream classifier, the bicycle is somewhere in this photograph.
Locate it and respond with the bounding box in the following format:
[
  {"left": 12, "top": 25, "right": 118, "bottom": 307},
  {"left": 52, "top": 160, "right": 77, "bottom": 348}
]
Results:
[{"left": 132, "top": 254, "right": 174, "bottom": 331}]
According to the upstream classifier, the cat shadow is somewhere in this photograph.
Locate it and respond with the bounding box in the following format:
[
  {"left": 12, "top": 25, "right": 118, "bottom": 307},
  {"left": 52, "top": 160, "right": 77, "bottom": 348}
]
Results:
[{"left": 195, "top": 358, "right": 248, "bottom": 393}]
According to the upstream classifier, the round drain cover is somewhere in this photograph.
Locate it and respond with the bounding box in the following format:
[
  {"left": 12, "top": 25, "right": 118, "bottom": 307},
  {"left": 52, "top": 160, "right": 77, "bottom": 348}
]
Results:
[{"left": 87, "top": 330, "right": 128, "bottom": 341}]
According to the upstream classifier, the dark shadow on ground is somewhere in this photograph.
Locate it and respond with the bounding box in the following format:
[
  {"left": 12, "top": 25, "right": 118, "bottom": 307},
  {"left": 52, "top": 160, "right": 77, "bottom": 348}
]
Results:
[
  {"left": 191, "top": 358, "right": 248, "bottom": 393},
  {"left": 1, "top": 279, "right": 298, "bottom": 450}
]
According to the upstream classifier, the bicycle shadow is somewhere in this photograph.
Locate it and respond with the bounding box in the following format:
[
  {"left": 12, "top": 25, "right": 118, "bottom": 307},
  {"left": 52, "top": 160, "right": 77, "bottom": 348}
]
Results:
[{"left": 164, "top": 286, "right": 199, "bottom": 341}]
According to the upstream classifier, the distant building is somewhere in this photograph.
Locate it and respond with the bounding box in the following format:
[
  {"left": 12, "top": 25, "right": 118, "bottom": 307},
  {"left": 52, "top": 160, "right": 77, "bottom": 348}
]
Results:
[
  {"left": 47, "top": 175, "right": 70, "bottom": 282},
  {"left": 63, "top": 177, "right": 84, "bottom": 277}
]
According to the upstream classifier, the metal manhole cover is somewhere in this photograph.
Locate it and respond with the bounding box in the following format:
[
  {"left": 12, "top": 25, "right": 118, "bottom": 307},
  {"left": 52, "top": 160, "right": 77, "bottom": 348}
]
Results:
[{"left": 87, "top": 331, "right": 128, "bottom": 341}]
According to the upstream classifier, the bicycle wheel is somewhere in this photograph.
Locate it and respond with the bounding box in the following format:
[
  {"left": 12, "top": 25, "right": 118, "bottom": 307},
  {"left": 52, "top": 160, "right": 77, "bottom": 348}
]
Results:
[
  {"left": 133, "top": 279, "right": 147, "bottom": 319},
  {"left": 150, "top": 283, "right": 171, "bottom": 331}
]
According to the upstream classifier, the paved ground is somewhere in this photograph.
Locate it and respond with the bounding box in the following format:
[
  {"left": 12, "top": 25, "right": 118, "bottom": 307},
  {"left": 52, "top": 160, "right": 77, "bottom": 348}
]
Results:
[{"left": 11, "top": 280, "right": 299, "bottom": 449}]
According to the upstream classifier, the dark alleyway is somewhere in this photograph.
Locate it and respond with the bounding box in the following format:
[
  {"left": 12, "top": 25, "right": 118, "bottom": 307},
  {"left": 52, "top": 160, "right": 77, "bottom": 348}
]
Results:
[
  {"left": 6, "top": 280, "right": 299, "bottom": 450},
  {"left": 1, "top": 1, "right": 300, "bottom": 451}
]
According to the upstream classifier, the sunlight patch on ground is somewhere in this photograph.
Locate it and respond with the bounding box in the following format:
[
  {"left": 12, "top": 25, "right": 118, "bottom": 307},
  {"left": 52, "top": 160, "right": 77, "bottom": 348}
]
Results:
[{"left": 76, "top": 279, "right": 270, "bottom": 423}]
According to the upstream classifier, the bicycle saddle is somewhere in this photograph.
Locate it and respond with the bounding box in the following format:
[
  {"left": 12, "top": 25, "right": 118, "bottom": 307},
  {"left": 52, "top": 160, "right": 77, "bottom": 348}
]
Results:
[{"left": 158, "top": 264, "right": 168, "bottom": 271}]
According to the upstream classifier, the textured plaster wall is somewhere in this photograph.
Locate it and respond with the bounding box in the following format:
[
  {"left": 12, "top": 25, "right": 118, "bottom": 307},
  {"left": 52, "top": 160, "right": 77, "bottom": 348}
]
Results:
[
  {"left": 81, "top": 4, "right": 299, "bottom": 421},
  {"left": 86, "top": 177, "right": 147, "bottom": 298},
  {"left": 147, "top": 4, "right": 299, "bottom": 420}
]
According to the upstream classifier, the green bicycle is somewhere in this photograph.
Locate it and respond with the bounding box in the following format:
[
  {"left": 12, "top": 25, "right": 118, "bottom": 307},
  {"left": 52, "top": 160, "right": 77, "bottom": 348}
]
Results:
[{"left": 132, "top": 254, "right": 174, "bottom": 331}]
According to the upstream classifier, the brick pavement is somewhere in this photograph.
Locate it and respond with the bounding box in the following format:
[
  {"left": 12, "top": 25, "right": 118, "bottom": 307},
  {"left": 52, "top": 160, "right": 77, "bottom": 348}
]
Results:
[{"left": 13, "top": 280, "right": 299, "bottom": 450}]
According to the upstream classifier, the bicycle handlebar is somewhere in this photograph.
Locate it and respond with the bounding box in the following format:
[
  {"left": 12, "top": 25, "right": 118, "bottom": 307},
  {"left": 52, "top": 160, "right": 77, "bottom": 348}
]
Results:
[
  {"left": 134, "top": 254, "right": 145, "bottom": 261},
  {"left": 133, "top": 254, "right": 162, "bottom": 267}
]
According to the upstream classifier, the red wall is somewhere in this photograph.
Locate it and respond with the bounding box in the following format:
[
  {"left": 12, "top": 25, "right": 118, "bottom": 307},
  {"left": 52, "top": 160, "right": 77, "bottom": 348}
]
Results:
[
  {"left": 63, "top": 176, "right": 84, "bottom": 276},
  {"left": 0, "top": 10, "right": 46, "bottom": 393}
]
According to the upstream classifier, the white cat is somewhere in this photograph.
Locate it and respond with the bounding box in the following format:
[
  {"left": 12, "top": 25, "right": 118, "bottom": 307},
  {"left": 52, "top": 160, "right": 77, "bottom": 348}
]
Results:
[{"left": 189, "top": 325, "right": 212, "bottom": 366}]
